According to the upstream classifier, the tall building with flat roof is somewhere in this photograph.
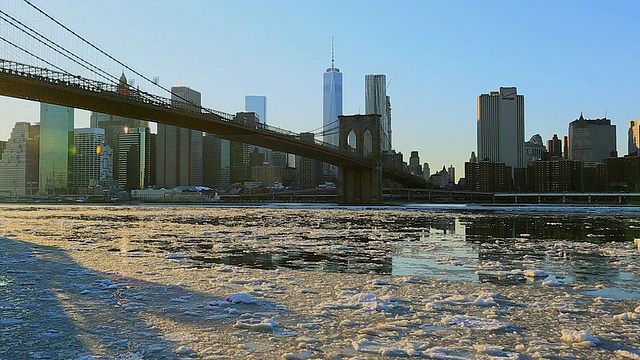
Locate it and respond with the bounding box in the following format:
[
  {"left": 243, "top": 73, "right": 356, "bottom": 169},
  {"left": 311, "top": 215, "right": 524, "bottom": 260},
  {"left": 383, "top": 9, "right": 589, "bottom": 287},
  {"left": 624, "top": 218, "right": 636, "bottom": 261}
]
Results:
[
  {"left": 365, "top": 74, "right": 391, "bottom": 152},
  {"left": 0, "top": 122, "right": 39, "bottom": 196},
  {"left": 628, "top": 120, "right": 640, "bottom": 155},
  {"left": 245, "top": 96, "right": 267, "bottom": 125},
  {"left": 39, "top": 103, "right": 74, "bottom": 195},
  {"left": 568, "top": 114, "right": 616, "bottom": 165},
  {"left": 118, "top": 127, "right": 152, "bottom": 190},
  {"left": 477, "top": 87, "right": 525, "bottom": 168},
  {"left": 73, "top": 128, "right": 105, "bottom": 194},
  {"left": 156, "top": 86, "right": 202, "bottom": 188}
]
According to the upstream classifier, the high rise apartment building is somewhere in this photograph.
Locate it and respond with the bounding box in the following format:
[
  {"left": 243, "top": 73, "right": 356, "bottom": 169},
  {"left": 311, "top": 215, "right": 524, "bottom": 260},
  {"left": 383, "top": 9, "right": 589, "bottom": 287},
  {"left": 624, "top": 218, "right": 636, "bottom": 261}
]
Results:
[
  {"left": 0, "top": 122, "right": 39, "bottom": 196},
  {"left": 39, "top": 103, "right": 74, "bottom": 195},
  {"left": 156, "top": 86, "right": 203, "bottom": 188},
  {"left": 477, "top": 87, "right": 525, "bottom": 169},
  {"left": 73, "top": 128, "right": 105, "bottom": 194},
  {"left": 365, "top": 74, "right": 392, "bottom": 152},
  {"left": 628, "top": 120, "right": 640, "bottom": 155}
]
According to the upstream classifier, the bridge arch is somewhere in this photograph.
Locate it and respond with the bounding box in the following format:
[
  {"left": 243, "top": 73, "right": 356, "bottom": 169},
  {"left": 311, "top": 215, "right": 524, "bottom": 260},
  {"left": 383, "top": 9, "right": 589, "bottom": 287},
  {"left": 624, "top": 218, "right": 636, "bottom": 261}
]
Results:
[{"left": 337, "top": 114, "right": 383, "bottom": 205}]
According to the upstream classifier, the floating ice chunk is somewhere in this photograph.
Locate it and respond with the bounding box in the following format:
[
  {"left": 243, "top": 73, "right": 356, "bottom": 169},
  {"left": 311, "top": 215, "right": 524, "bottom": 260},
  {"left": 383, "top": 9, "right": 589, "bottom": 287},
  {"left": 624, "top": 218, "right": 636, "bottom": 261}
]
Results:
[
  {"left": 473, "top": 344, "right": 509, "bottom": 356},
  {"left": 524, "top": 269, "right": 548, "bottom": 278},
  {"left": 560, "top": 329, "right": 600, "bottom": 347},
  {"left": 472, "top": 293, "right": 498, "bottom": 307},
  {"left": 614, "top": 349, "right": 640, "bottom": 359},
  {"left": 176, "top": 346, "right": 194, "bottom": 355},
  {"left": 613, "top": 312, "right": 638, "bottom": 321},
  {"left": 298, "top": 323, "right": 321, "bottom": 330},
  {"left": 224, "top": 292, "right": 257, "bottom": 304},
  {"left": 166, "top": 253, "right": 188, "bottom": 259},
  {"left": 170, "top": 297, "right": 189, "bottom": 303},
  {"left": 234, "top": 318, "right": 278, "bottom": 331},
  {"left": 443, "top": 315, "right": 510, "bottom": 331},
  {"left": 542, "top": 280, "right": 564, "bottom": 287},
  {"left": 282, "top": 350, "right": 313, "bottom": 360}
]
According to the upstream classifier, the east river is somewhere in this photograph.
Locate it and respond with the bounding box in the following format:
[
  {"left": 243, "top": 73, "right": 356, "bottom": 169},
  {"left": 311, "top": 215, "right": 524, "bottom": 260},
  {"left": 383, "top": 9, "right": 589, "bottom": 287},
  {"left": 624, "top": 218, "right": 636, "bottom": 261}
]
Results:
[{"left": 1, "top": 204, "right": 639, "bottom": 359}]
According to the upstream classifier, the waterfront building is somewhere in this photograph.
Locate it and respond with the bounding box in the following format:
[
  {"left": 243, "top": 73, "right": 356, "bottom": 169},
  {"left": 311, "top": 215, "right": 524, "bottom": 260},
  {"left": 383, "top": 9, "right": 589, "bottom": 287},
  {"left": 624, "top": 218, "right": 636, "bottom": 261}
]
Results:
[
  {"left": 0, "top": 122, "right": 39, "bottom": 196},
  {"left": 157, "top": 86, "right": 203, "bottom": 188},
  {"left": 365, "top": 74, "right": 391, "bottom": 152},
  {"left": 251, "top": 165, "right": 283, "bottom": 187},
  {"left": 605, "top": 154, "right": 640, "bottom": 192},
  {"left": 568, "top": 114, "right": 616, "bottom": 165},
  {"left": 526, "top": 159, "right": 582, "bottom": 192},
  {"left": 464, "top": 161, "right": 512, "bottom": 192},
  {"left": 477, "top": 87, "right": 525, "bottom": 169},
  {"left": 118, "top": 127, "right": 152, "bottom": 190},
  {"left": 39, "top": 103, "right": 74, "bottom": 195},
  {"left": 628, "top": 120, "right": 640, "bottom": 155},
  {"left": 547, "top": 134, "right": 562, "bottom": 159},
  {"left": 73, "top": 128, "right": 105, "bottom": 194},
  {"left": 524, "top": 134, "right": 547, "bottom": 164}
]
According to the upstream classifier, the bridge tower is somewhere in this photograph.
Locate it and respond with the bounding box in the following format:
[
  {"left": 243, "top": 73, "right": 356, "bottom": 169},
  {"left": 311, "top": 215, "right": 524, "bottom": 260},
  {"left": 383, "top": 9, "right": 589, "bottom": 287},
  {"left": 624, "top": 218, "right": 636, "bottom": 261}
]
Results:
[{"left": 337, "top": 114, "right": 383, "bottom": 205}]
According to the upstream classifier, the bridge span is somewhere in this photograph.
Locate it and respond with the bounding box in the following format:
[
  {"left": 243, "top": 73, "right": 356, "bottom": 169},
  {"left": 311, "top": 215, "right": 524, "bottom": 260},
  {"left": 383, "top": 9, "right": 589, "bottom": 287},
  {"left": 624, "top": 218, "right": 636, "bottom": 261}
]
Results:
[{"left": 0, "top": 60, "right": 428, "bottom": 203}]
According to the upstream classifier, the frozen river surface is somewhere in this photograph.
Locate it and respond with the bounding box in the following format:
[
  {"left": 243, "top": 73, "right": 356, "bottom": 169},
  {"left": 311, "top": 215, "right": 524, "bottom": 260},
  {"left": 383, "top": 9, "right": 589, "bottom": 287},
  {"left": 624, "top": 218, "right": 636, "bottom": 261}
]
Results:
[{"left": 1, "top": 204, "right": 639, "bottom": 359}]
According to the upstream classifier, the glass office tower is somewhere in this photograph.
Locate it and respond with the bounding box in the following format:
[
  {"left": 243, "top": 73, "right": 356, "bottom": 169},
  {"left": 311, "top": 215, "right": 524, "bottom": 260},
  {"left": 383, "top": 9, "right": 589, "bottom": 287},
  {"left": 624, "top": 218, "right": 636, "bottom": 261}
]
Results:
[{"left": 39, "top": 103, "right": 74, "bottom": 195}]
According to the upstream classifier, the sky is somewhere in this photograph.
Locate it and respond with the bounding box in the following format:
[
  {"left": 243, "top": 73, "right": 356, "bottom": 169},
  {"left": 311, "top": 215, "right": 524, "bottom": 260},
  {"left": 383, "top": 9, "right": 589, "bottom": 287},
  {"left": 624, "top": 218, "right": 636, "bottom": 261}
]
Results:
[{"left": 1, "top": 0, "right": 640, "bottom": 181}]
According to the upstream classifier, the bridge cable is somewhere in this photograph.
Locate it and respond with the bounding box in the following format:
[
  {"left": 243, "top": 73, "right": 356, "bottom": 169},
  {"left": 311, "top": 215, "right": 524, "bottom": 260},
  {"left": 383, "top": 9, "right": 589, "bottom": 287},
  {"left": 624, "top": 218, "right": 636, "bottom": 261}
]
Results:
[
  {"left": 22, "top": 0, "right": 202, "bottom": 109},
  {"left": 0, "top": 35, "right": 69, "bottom": 74},
  {"left": 0, "top": 9, "right": 119, "bottom": 84}
]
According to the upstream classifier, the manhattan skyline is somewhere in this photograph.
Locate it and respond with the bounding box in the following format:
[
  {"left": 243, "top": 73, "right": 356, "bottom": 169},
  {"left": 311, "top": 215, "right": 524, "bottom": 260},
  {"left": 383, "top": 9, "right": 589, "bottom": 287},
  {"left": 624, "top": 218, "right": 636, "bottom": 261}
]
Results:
[{"left": 1, "top": 1, "right": 640, "bottom": 181}]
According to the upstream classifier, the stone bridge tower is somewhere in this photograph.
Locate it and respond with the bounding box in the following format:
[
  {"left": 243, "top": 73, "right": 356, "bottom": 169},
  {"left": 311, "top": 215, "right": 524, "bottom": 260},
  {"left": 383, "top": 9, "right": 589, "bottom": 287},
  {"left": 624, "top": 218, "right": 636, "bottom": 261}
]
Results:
[{"left": 338, "top": 114, "right": 383, "bottom": 205}]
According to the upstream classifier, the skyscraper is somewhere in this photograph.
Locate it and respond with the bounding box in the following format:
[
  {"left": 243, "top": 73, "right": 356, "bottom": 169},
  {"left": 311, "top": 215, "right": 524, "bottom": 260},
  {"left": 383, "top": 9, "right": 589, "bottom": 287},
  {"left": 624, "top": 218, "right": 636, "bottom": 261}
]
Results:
[
  {"left": 73, "top": 128, "right": 104, "bottom": 194},
  {"left": 245, "top": 96, "right": 267, "bottom": 125},
  {"left": 628, "top": 120, "right": 640, "bottom": 155},
  {"left": 323, "top": 41, "right": 342, "bottom": 146},
  {"left": 156, "top": 86, "right": 202, "bottom": 188},
  {"left": 365, "top": 74, "right": 391, "bottom": 152},
  {"left": 39, "top": 103, "right": 74, "bottom": 195},
  {"left": 245, "top": 95, "right": 269, "bottom": 163},
  {"left": 477, "top": 87, "right": 525, "bottom": 168},
  {"left": 0, "top": 122, "right": 39, "bottom": 196},
  {"left": 118, "top": 127, "right": 152, "bottom": 190},
  {"left": 568, "top": 113, "right": 616, "bottom": 165},
  {"left": 547, "top": 134, "right": 562, "bottom": 159}
]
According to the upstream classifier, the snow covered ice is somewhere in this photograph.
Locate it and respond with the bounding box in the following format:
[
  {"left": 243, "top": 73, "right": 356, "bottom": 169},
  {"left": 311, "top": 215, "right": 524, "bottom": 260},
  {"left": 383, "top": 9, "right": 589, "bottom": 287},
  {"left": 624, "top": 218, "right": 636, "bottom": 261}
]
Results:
[{"left": 0, "top": 204, "right": 639, "bottom": 359}]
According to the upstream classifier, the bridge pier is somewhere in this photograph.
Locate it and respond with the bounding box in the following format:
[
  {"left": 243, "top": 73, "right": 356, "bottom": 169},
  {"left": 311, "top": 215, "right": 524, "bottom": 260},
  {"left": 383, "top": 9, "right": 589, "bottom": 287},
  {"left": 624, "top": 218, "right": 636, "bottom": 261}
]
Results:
[{"left": 337, "top": 114, "right": 383, "bottom": 205}]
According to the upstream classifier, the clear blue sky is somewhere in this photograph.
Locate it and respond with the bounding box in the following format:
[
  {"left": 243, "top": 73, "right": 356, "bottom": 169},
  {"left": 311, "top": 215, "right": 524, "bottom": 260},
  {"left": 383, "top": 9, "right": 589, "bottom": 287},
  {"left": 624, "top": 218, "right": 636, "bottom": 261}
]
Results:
[{"left": 1, "top": 0, "right": 639, "bottom": 180}]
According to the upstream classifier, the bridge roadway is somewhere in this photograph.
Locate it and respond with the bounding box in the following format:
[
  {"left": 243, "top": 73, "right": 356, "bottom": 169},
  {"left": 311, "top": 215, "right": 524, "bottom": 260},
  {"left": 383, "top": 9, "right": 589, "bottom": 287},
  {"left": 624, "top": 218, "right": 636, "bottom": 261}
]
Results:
[{"left": 0, "top": 59, "right": 427, "bottom": 188}]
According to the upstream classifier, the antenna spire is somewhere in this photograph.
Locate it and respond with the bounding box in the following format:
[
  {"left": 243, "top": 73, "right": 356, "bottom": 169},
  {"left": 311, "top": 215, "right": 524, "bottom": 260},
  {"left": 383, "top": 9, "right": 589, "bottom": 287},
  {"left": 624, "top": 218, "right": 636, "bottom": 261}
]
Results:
[{"left": 331, "top": 36, "right": 335, "bottom": 69}]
